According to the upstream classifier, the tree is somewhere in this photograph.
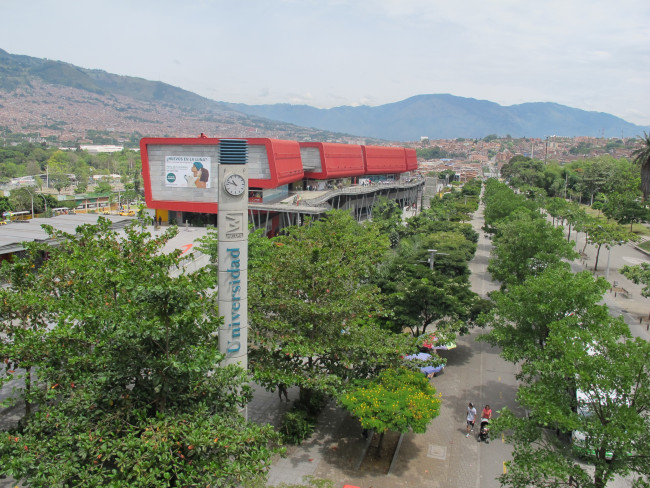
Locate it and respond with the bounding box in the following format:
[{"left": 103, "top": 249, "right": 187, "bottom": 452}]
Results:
[
  {"left": 0, "top": 247, "right": 54, "bottom": 420},
  {"left": 632, "top": 131, "right": 650, "bottom": 200},
  {"left": 621, "top": 262, "right": 650, "bottom": 297},
  {"left": 94, "top": 179, "right": 112, "bottom": 194},
  {"left": 374, "top": 231, "right": 483, "bottom": 338},
  {"left": 493, "top": 312, "right": 650, "bottom": 488},
  {"left": 7, "top": 187, "right": 33, "bottom": 212},
  {"left": 563, "top": 202, "right": 587, "bottom": 243},
  {"left": 500, "top": 157, "right": 545, "bottom": 189},
  {"left": 603, "top": 157, "right": 641, "bottom": 196},
  {"left": 602, "top": 192, "right": 650, "bottom": 231},
  {"left": 545, "top": 197, "right": 570, "bottom": 227},
  {"left": 480, "top": 264, "right": 610, "bottom": 366},
  {"left": 402, "top": 216, "right": 478, "bottom": 246},
  {"left": 584, "top": 220, "right": 631, "bottom": 272},
  {"left": 482, "top": 179, "right": 539, "bottom": 233},
  {"left": 49, "top": 172, "right": 70, "bottom": 194},
  {"left": 0, "top": 219, "right": 282, "bottom": 487},
  {"left": 576, "top": 158, "right": 611, "bottom": 205},
  {"left": 371, "top": 196, "right": 402, "bottom": 247},
  {"left": 339, "top": 367, "right": 441, "bottom": 454},
  {"left": 46, "top": 150, "right": 70, "bottom": 193},
  {"left": 247, "top": 210, "right": 411, "bottom": 404},
  {"left": 488, "top": 210, "right": 578, "bottom": 288}
]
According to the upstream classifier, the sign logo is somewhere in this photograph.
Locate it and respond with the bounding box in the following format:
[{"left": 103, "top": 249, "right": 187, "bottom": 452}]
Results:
[
  {"left": 166, "top": 173, "right": 176, "bottom": 183},
  {"left": 224, "top": 212, "right": 245, "bottom": 239}
]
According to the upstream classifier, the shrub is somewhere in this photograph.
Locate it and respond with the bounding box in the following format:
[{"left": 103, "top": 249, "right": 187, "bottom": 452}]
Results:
[{"left": 280, "top": 410, "right": 315, "bottom": 444}]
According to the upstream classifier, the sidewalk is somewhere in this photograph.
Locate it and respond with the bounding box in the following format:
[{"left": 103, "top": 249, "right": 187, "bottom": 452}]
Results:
[
  {"left": 251, "top": 330, "right": 495, "bottom": 488},
  {"left": 567, "top": 229, "right": 650, "bottom": 341}
]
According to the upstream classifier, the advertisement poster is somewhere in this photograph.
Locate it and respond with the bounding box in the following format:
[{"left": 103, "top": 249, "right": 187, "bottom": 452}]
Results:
[{"left": 165, "top": 156, "right": 212, "bottom": 188}]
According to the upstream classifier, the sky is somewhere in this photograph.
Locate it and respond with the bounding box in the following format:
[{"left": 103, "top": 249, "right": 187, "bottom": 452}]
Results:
[{"left": 2, "top": 0, "right": 650, "bottom": 126}]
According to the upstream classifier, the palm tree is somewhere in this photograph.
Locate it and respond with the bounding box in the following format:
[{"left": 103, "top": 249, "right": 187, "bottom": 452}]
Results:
[{"left": 632, "top": 131, "right": 650, "bottom": 200}]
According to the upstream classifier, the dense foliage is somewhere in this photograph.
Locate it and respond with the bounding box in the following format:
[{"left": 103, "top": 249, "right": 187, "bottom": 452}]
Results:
[
  {"left": 480, "top": 178, "right": 650, "bottom": 488},
  {"left": 246, "top": 210, "right": 413, "bottom": 403},
  {"left": 0, "top": 142, "right": 141, "bottom": 182},
  {"left": 0, "top": 219, "right": 282, "bottom": 487}
]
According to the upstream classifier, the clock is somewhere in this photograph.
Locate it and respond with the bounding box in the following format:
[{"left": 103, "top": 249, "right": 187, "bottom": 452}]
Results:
[{"left": 224, "top": 173, "right": 246, "bottom": 196}]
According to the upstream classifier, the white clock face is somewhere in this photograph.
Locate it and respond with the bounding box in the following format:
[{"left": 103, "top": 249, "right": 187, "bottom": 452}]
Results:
[{"left": 224, "top": 174, "right": 246, "bottom": 196}]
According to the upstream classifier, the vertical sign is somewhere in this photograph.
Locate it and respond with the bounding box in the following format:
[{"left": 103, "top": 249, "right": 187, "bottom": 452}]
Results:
[{"left": 217, "top": 140, "right": 248, "bottom": 369}]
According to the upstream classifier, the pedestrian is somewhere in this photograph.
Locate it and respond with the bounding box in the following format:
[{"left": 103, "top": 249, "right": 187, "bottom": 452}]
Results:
[
  {"left": 466, "top": 402, "right": 477, "bottom": 437},
  {"left": 481, "top": 404, "right": 492, "bottom": 421},
  {"left": 277, "top": 383, "right": 289, "bottom": 402},
  {"left": 158, "top": 216, "right": 162, "bottom": 226}
]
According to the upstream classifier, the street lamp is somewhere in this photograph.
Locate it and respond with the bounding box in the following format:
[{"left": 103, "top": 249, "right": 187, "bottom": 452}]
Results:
[
  {"left": 427, "top": 249, "right": 449, "bottom": 271},
  {"left": 25, "top": 186, "right": 35, "bottom": 219},
  {"left": 24, "top": 187, "right": 48, "bottom": 218}
]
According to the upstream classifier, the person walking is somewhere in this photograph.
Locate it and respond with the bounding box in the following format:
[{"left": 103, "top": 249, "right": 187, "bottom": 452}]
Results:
[
  {"left": 466, "top": 402, "right": 477, "bottom": 437},
  {"left": 481, "top": 404, "right": 492, "bottom": 421},
  {"left": 277, "top": 383, "right": 289, "bottom": 402}
]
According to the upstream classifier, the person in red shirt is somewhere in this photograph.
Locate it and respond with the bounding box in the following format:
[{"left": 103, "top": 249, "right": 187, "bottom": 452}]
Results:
[{"left": 481, "top": 404, "right": 492, "bottom": 421}]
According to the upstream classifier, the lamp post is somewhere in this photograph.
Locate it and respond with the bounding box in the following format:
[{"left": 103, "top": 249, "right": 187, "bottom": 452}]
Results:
[
  {"left": 427, "top": 249, "right": 449, "bottom": 271},
  {"left": 25, "top": 186, "right": 35, "bottom": 219}
]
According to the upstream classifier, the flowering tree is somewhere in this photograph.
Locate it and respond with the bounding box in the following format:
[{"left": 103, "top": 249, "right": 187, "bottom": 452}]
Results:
[{"left": 339, "top": 367, "right": 441, "bottom": 454}]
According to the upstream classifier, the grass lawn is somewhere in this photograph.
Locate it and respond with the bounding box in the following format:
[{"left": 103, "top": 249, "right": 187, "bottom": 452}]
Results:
[{"left": 639, "top": 241, "right": 650, "bottom": 252}]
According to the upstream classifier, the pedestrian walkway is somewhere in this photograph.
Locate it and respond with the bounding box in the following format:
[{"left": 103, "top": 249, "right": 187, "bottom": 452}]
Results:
[
  {"left": 566, "top": 227, "right": 650, "bottom": 342},
  {"left": 250, "top": 330, "right": 502, "bottom": 488}
]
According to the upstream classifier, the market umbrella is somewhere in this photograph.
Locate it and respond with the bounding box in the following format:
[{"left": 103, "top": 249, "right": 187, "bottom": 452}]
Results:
[
  {"left": 420, "top": 364, "right": 444, "bottom": 377},
  {"left": 429, "top": 342, "right": 457, "bottom": 351},
  {"left": 404, "top": 352, "right": 432, "bottom": 361}
]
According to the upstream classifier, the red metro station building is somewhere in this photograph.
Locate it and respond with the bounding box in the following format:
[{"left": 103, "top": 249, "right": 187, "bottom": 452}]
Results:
[{"left": 140, "top": 136, "right": 422, "bottom": 235}]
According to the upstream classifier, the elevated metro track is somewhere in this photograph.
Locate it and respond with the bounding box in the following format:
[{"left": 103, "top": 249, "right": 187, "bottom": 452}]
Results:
[{"left": 248, "top": 178, "right": 424, "bottom": 233}]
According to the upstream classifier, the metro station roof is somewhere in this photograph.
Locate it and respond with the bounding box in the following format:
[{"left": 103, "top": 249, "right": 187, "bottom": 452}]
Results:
[{"left": 0, "top": 214, "right": 133, "bottom": 255}]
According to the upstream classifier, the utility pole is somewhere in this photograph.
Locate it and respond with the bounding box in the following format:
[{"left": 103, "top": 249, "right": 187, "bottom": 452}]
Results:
[
  {"left": 544, "top": 136, "right": 549, "bottom": 165},
  {"left": 26, "top": 187, "right": 35, "bottom": 219}
]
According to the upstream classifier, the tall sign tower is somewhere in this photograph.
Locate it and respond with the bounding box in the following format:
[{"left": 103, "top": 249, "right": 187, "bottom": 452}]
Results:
[{"left": 217, "top": 140, "right": 249, "bottom": 368}]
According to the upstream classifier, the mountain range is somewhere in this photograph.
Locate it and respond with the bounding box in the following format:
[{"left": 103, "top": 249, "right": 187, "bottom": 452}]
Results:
[
  {"left": 1, "top": 48, "right": 648, "bottom": 143},
  {"left": 225, "top": 95, "right": 650, "bottom": 141}
]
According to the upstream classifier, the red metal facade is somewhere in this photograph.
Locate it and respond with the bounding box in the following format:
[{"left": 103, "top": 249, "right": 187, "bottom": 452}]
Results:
[
  {"left": 361, "top": 145, "right": 408, "bottom": 174},
  {"left": 140, "top": 136, "right": 222, "bottom": 214},
  {"left": 246, "top": 138, "right": 304, "bottom": 189},
  {"left": 300, "top": 142, "right": 366, "bottom": 179},
  {"left": 405, "top": 148, "right": 418, "bottom": 171},
  {"left": 140, "top": 136, "right": 416, "bottom": 215}
]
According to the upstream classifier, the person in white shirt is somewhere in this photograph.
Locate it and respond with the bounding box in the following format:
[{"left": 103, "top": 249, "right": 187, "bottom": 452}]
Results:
[{"left": 466, "top": 402, "right": 477, "bottom": 437}]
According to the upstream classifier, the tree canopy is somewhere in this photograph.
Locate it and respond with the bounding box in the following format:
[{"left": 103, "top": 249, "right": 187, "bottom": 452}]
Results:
[
  {"left": 0, "top": 218, "right": 282, "bottom": 487},
  {"left": 488, "top": 209, "right": 578, "bottom": 288},
  {"left": 246, "top": 210, "right": 412, "bottom": 402},
  {"left": 339, "top": 367, "right": 441, "bottom": 452},
  {"left": 632, "top": 131, "right": 650, "bottom": 199}
]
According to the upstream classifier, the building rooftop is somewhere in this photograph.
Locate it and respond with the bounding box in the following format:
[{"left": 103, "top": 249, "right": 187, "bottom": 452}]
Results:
[{"left": 0, "top": 214, "right": 133, "bottom": 255}]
